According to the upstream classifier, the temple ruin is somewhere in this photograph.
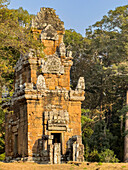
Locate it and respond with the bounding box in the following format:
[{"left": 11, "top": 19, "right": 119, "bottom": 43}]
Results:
[{"left": 3, "top": 8, "right": 85, "bottom": 164}]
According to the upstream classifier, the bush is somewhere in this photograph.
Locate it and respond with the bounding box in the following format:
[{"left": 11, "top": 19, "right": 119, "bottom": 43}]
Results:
[
  {"left": 88, "top": 150, "right": 100, "bottom": 162},
  {"left": 0, "top": 153, "right": 5, "bottom": 161},
  {"left": 86, "top": 149, "right": 119, "bottom": 163},
  {"left": 99, "top": 149, "right": 119, "bottom": 163}
]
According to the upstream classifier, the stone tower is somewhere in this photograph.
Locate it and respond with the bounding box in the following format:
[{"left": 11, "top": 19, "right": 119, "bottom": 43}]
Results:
[{"left": 3, "top": 8, "right": 85, "bottom": 164}]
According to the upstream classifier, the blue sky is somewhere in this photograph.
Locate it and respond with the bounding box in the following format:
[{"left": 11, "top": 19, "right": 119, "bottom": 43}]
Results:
[{"left": 9, "top": 0, "right": 128, "bottom": 36}]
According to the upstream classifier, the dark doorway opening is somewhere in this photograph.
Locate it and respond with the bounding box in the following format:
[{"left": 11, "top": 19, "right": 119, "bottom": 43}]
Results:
[
  {"left": 51, "top": 133, "right": 61, "bottom": 144},
  {"left": 51, "top": 133, "right": 63, "bottom": 162},
  {"left": 14, "top": 134, "right": 18, "bottom": 157}
]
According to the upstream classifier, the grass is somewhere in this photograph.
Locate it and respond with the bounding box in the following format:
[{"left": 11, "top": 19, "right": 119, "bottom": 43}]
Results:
[
  {"left": 97, "top": 162, "right": 102, "bottom": 165},
  {"left": 122, "top": 166, "right": 126, "bottom": 168},
  {"left": 0, "top": 162, "right": 128, "bottom": 170}
]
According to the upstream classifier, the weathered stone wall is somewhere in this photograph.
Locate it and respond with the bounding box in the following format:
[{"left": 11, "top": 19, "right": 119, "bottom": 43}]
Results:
[
  {"left": 5, "top": 101, "right": 28, "bottom": 159},
  {"left": 3, "top": 7, "right": 85, "bottom": 163}
]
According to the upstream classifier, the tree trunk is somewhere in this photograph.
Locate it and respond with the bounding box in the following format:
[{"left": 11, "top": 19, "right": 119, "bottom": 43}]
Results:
[{"left": 124, "top": 90, "right": 128, "bottom": 162}]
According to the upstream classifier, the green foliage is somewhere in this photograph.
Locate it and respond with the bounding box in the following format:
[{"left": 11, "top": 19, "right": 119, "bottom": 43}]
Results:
[
  {"left": 97, "top": 162, "right": 102, "bottom": 165},
  {"left": 0, "top": 3, "right": 44, "bottom": 92},
  {"left": 0, "top": 152, "right": 5, "bottom": 161},
  {"left": 0, "top": 0, "right": 9, "bottom": 8},
  {"left": 81, "top": 109, "right": 117, "bottom": 160},
  {"left": 89, "top": 120, "right": 116, "bottom": 152},
  {"left": 117, "top": 105, "right": 128, "bottom": 116},
  {"left": 99, "top": 149, "right": 119, "bottom": 163},
  {"left": 81, "top": 109, "right": 94, "bottom": 160},
  {"left": 88, "top": 150, "right": 100, "bottom": 162},
  {"left": 122, "top": 166, "right": 126, "bottom": 168},
  {"left": 64, "top": 29, "right": 84, "bottom": 51},
  {"left": 86, "top": 149, "right": 119, "bottom": 162},
  {"left": 64, "top": 29, "right": 91, "bottom": 89},
  {"left": 64, "top": 5, "right": 128, "bottom": 162},
  {"left": 0, "top": 102, "right": 5, "bottom": 154}
]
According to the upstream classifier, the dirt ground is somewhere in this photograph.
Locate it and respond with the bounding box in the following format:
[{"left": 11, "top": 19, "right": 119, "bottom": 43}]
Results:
[{"left": 0, "top": 162, "right": 128, "bottom": 170}]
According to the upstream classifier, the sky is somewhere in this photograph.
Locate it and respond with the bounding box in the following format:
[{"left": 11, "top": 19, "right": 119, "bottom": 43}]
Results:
[{"left": 9, "top": 0, "right": 128, "bottom": 36}]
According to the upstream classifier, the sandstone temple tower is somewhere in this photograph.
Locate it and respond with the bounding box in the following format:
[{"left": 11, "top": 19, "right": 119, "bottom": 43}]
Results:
[{"left": 3, "top": 8, "right": 85, "bottom": 164}]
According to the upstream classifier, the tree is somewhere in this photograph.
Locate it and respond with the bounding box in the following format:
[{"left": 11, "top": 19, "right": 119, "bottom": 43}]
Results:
[
  {"left": 64, "top": 5, "right": 128, "bottom": 161},
  {"left": 0, "top": 5, "right": 43, "bottom": 92},
  {"left": 88, "top": 5, "right": 128, "bottom": 161}
]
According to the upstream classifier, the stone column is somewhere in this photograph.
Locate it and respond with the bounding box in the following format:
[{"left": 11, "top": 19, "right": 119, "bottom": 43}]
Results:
[{"left": 54, "top": 143, "right": 61, "bottom": 164}]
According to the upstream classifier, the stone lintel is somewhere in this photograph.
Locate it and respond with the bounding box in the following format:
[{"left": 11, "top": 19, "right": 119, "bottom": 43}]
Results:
[{"left": 48, "top": 126, "right": 66, "bottom": 131}]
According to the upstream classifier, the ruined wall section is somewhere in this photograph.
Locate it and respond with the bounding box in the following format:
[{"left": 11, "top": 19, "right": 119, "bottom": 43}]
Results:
[{"left": 4, "top": 100, "right": 28, "bottom": 159}]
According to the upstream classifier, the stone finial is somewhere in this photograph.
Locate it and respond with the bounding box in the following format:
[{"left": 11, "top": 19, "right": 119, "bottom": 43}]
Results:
[
  {"left": 32, "top": 7, "right": 64, "bottom": 31},
  {"left": 37, "top": 75, "right": 46, "bottom": 91},
  {"left": 59, "top": 42, "right": 66, "bottom": 57},
  {"left": 76, "top": 77, "right": 85, "bottom": 91}
]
